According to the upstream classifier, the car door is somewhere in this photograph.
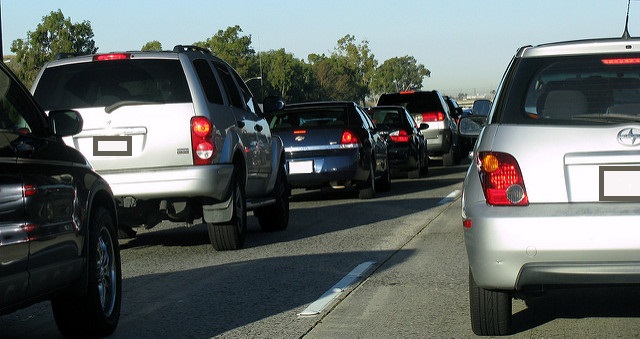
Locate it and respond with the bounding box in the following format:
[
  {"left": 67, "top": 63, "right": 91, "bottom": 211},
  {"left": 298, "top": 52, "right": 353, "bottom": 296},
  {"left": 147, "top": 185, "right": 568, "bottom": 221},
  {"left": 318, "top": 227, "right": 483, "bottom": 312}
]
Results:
[
  {"left": 0, "top": 68, "right": 84, "bottom": 299},
  {"left": 357, "top": 105, "right": 388, "bottom": 175},
  {"left": 212, "top": 61, "right": 268, "bottom": 195}
]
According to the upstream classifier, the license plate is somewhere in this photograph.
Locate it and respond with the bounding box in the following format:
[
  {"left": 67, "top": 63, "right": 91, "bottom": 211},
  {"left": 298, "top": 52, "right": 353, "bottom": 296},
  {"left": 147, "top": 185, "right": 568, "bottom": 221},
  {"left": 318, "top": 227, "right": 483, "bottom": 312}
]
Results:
[
  {"left": 93, "top": 136, "right": 132, "bottom": 156},
  {"left": 599, "top": 166, "right": 640, "bottom": 201},
  {"left": 289, "top": 160, "right": 313, "bottom": 174}
]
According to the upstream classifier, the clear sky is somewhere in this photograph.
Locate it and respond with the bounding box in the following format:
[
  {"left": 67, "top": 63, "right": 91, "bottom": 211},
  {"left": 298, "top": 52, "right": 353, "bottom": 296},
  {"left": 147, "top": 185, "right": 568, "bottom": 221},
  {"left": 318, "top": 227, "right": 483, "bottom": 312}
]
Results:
[{"left": 1, "top": 0, "right": 635, "bottom": 96}]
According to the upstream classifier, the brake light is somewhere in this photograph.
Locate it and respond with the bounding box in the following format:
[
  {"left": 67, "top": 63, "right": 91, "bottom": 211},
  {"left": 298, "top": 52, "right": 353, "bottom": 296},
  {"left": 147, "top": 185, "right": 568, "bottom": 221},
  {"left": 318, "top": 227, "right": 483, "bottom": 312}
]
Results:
[
  {"left": 293, "top": 129, "right": 306, "bottom": 135},
  {"left": 601, "top": 58, "right": 640, "bottom": 65},
  {"left": 478, "top": 152, "right": 528, "bottom": 206},
  {"left": 23, "top": 184, "right": 37, "bottom": 197},
  {"left": 389, "top": 129, "right": 410, "bottom": 143},
  {"left": 341, "top": 130, "right": 359, "bottom": 145},
  {"left": 420, "top": 111, "right": 445, "bottom": 122},
  {"left": 400, "top": 90, "right": 415, "bottom": 94},
  {"left": 191, "top": 117, "right": 215, "bottom": 165},
  {"left": 93, "top": 53, "right": 131, "bottom": 61}
]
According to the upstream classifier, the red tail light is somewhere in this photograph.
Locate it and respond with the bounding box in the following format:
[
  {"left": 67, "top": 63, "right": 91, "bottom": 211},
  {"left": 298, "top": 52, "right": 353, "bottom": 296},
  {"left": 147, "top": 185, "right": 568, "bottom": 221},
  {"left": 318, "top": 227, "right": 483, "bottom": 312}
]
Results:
[
  {"left": 341, "top": 130, "right": 359, "bottom": 145},
  {"left": 420, "top": 111, "right": 444, "bottom": 122},
  {"left": 191, "top": 117, "right": 215, "bottom": 165},
  {"left": 477, "top": 152, "right": 528, "bottom": 206},
  {"left": 389, "top": 129, "right": 410, "bottom": 143},
  {"left": 23, "top": 184, "right": 37, "bottom": 197},
  {"left": 93, "top": 53, "right": 131, "bottom": 61}
]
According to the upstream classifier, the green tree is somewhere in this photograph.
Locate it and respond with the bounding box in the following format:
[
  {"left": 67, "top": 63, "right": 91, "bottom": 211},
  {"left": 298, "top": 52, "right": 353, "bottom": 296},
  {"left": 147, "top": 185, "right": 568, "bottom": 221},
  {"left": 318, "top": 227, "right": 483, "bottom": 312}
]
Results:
[
  {"left": 258, "top": 49, "right": 315, "bottom": 103},
  {"left": 371, "top": 56, "right": 430, "bottom": 95},
  {"left": 333, "top": 35, "right": 377, "bottom": 103},
  {"left": 308, "top": 53, "right": 361, "bottom": 102},
  {"left": 141, "top": 40, "right": 162, "bottom": 51},
  {"left": 10, "top": 9, "right": 97, "bottom": 86},
  {"left": 195, "top": 25, "right": 257, "bottom": 78}
]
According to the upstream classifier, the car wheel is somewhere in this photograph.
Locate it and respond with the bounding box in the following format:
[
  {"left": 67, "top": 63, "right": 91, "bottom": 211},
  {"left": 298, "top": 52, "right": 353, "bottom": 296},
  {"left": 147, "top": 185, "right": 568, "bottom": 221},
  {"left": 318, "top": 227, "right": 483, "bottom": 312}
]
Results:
[
  {"left": 407, "top": 156, "right": 421, "bottom": 179},
  {"left": 469, "top": 267, "right": 512, "bottom": 336},
  {"left": 255, "top": 161, "right": 290, "bottom": 231},
  {"left": 208, "top": 169, "right": 247, "bottom": 250},
  {"left": 52, "top": 206, "right": 121, "bottom": 338},
  {"left": 376, "top": 162, "right": 391, "bottom": 192},
  {"left": 442, "top": 145, "right": 456, "bottom": 167},
  {"left": 358, "top": 159, "right": 376, "bottom": 199}
]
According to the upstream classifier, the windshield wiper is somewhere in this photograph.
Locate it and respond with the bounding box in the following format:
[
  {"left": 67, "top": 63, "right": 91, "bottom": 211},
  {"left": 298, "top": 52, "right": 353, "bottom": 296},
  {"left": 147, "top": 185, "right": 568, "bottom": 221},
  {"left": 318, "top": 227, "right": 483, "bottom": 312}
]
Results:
[{"left": 105, "top": 100, "right": 161, "bottom": 113}]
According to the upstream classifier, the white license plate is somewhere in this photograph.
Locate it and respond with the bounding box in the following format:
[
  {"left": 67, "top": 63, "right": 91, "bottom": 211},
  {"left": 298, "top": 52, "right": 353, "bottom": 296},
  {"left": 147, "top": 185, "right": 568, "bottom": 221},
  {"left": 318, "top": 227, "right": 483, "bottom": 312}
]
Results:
[
  {"left": 600, "top": 166, "right": 640, "bottom": 201},
  {"left": 93, "top": 136, "right": 132, "bottom": 156},
  {"left": 289, "top": 160, "right": 313, "bottom": 174}
]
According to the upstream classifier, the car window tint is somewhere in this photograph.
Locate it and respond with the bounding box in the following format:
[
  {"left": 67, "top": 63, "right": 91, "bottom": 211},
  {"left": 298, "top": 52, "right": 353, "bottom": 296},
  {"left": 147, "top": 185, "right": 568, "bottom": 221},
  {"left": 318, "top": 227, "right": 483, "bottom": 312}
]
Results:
[
  {"left": 508, "top": 54, "right": 640, "bottom": 125},
  {"left": 271, "top": 107, "right": 347, "bottom": 129},
  {"left": 34, "top": 59, "right": 191, "bottom": 110},
  {"left": 230, "top": 69, "right": 259, "bottom": 114},
  {"left": 0, "top": 69, "right": 40, "bottom": 135},
  {"left": 193, "top": 59, "right": 224, "bottom": 105},
  {"left": 378, "top": 93, "right": 441, "bottom": 112},
  {"left": 212, "top": 62, "right": 244, "bottom": 109}
]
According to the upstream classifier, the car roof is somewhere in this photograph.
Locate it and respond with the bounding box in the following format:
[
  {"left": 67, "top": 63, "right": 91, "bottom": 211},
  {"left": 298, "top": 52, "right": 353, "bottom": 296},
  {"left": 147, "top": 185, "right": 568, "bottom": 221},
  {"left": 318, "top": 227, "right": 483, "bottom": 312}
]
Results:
[
  {"left": 518, "top": 37, "right": 640, "bottom": 58},
  {"left": 285, "top": 101, "right": 357, "bottom": 109}
]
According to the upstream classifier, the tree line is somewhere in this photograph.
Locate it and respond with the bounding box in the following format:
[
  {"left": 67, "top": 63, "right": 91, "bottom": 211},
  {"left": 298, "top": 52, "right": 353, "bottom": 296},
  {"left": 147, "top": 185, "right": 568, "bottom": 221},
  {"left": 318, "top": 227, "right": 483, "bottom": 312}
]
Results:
[{"left": 9, "top": 10, "right": 431, "bottom": 105}]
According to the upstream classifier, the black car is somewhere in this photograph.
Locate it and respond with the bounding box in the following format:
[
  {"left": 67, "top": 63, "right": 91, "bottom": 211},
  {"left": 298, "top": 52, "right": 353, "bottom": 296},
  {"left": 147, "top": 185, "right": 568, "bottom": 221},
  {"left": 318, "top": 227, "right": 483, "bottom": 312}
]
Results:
[
  {"left": 367, "top": 106, "right": 428, "bottom": 178},
  {"left": 0, "top": 62, "right": 121, "bottom": 337},
  {"left": 269, "top": 101, "right": 390, "bottom": 199},
  {"left": 377, "top": 90, "right": 462, "bottom": 166}
]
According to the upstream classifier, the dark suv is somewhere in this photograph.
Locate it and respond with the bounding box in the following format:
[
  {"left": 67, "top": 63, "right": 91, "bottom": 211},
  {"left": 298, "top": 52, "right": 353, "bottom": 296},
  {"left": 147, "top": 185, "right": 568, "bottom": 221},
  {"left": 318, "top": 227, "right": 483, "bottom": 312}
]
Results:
[
  {"left": 31, "top": 45, "right": 288, "bottom": 251},
  {"left": 0, "top": 60, "right": 121, "bottom": 336},
  {"left": 377, "top": 90, "right": 461, "bottom": 166}
]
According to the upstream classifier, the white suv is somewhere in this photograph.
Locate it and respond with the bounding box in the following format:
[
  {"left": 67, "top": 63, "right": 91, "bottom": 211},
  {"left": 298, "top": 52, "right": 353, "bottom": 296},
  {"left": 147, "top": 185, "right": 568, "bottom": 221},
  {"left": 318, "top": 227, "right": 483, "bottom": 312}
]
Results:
[
  {"left": 32, "top": 45, "right": 289, "bottom": 251},
  {"left": 460, "top": 36, "right": 640, "bottom": 335}
]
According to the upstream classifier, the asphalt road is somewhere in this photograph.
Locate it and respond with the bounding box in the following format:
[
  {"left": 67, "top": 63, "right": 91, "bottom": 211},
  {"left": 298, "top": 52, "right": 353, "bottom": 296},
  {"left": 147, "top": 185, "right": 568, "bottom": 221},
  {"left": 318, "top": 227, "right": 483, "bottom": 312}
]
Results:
[{"left": 3, "top": 160, "right": 640, "bottom": 338}]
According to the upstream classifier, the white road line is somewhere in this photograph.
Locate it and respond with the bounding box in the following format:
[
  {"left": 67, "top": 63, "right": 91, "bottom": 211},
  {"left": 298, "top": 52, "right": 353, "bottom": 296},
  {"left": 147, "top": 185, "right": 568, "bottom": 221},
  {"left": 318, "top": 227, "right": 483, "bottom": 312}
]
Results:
[
  {"left": 298, "top": 261, "right": 376, "bottom": 317},
  {"left": 438, "top": 189, "right": 461, "bottom": 205}
]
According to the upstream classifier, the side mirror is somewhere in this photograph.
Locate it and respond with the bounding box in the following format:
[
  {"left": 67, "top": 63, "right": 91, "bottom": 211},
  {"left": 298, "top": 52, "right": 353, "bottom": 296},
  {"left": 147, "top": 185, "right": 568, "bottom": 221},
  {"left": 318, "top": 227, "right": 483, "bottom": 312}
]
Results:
[
  {"left": 419, "top": 123, "right": 429, "bottom": 130},
  {"left": 261, "top": 96, "right": 285, "bottom": 115},
  {"left": 49, "top": 110, "right": 83, "bottom": 137},
  {"left": 458, "top": 116, "right": 486, "bottom": 137}
]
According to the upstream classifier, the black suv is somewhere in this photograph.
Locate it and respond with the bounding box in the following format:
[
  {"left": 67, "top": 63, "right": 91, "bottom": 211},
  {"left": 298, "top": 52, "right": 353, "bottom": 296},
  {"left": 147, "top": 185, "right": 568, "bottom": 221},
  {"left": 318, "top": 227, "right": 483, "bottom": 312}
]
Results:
[
  {"left": 31, "top": 45, "right": 288, "bottom": 251},
  {"left": 377, "top": 90, "right": 462, "bottom": 166},
  {"left": 0, "top": 60, "right": 121, "bottom": 336}
]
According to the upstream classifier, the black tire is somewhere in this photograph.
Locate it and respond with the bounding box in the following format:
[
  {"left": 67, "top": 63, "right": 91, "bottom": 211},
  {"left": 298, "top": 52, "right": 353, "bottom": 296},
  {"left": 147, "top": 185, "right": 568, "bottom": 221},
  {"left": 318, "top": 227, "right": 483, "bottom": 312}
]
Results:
[
  {"left": 358, "top": 160, "right": 376, "bottom": 199},
  {"left": 208, "top": 170, "right": 247, "bottom": 251},
  {"left": 407, "top": 155, "right": 421, "bottom": 179},
  {"left": 376, "top": 164, "right": 391, "bottom": 192},
  {"left": 442, "top": 145, "right": 456, "bottom": 167},
  {"left": 469, "top": 267, "right": 512, "bottom": 336},
  {"left": 255, "top": 162, "right": 290, "bottom": 231},
  {"left": 52, "top": 206, "right": 121, "bottom": 338}
]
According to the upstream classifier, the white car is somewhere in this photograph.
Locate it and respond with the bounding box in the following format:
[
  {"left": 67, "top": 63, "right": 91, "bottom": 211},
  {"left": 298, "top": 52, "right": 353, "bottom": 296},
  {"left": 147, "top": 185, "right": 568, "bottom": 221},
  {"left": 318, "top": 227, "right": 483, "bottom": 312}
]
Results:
[{"left": 461, "top": 35, "right": 640, "bottom": 335}]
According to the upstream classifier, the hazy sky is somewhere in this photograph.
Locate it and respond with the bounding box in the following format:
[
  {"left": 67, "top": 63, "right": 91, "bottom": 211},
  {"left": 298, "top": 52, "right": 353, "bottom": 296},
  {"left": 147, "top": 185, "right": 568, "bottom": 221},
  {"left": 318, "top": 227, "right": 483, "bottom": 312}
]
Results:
[{"left": 1, "top": 0, "right": 635, "bottom": 96}]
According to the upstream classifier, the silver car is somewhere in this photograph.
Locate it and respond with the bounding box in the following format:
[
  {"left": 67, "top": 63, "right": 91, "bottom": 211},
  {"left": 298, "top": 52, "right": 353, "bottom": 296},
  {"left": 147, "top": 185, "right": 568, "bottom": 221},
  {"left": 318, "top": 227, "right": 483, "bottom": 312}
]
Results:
[{"left": 461, "top": 36, "right": 640, "bottom": 335}]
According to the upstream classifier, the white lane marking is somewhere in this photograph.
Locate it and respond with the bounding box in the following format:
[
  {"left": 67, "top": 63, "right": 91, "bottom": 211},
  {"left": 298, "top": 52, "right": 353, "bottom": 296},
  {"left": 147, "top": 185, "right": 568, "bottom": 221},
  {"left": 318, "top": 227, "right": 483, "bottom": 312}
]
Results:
[
  {"left": 298, "top": 261, "right": 376, "bottom": 317},
  {"left": 438, "top": 189, "right": 461, "bottom": 205}
]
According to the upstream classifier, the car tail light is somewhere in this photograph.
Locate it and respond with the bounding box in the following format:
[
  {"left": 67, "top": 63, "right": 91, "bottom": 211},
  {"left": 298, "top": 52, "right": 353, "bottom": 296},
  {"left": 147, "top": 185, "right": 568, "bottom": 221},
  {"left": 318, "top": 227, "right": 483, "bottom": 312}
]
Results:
[
  {"left": 389, "top": 129, "right": 410, "bottom": 143},
  {"left": 341, "top": 130, "right": 359, "bottom": 145},
  {"left": 601, "top": 58, "right": 640, "bottom": 65},
  {"left": 419, "top": 111, "right": 445, "bottom": 122},
  {"left": 23, "top": 184, "right": 37, "bottom": 197},
  {"left": 477, "top": 152, "right": 528, "bottom": 206},
  {"left": 93, "top": 53, "right": 131, "bottom": 61},
  {"left": 191, "top": 117, "right": 215, "bottom": 165}
]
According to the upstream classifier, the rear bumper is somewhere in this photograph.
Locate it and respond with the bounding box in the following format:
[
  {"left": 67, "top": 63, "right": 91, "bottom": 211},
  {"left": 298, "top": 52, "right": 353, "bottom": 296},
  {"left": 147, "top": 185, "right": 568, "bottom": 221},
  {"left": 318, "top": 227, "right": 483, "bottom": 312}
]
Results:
[
  {"left": 99, "top": 164, "right": 234, "bottom": 202},
  {"left": 388, "top": 145, "right": 419, "bottom": 170},
  {"left": 463, "top": 200, "right": 640, "bottom": 291},
  {"left": 285, "top": 151, "right": 367, "bottom": 188}
]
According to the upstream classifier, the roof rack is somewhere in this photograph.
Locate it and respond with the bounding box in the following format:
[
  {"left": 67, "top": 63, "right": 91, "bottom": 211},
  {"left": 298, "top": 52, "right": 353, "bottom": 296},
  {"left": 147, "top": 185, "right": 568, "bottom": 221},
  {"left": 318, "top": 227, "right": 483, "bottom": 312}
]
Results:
[{"left": 172, "top": 45, "right": 212, "bottom": 54}]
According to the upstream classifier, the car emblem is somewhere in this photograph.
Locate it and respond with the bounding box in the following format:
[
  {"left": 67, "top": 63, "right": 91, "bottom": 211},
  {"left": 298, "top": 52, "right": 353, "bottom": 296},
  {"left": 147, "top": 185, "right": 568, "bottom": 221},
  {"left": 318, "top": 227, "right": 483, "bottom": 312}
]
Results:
[
  {"left": 617, "top": 128, "right": 640, "bottom": 146},
  {"left": 295, "top": 135, "right": 305, "bottom": 142}
]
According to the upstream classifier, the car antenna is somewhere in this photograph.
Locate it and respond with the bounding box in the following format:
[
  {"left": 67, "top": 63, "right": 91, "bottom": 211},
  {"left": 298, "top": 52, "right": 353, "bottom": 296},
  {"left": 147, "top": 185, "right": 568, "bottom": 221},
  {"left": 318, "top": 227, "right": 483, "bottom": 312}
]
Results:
[{"left": 623, "top": 0, "right": 632, "bottom": 39}]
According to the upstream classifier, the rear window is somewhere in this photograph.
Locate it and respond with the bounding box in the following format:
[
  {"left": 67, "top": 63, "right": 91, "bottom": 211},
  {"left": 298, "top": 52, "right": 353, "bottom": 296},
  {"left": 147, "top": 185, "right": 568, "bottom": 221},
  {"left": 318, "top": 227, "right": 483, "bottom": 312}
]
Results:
[
  {"left": 502, "top": 54, "right": 640, "bottom": 125},
  {"left": 270, "top": 107, "right": 349, "bottom": 130},
  {"left": 377, "top": 92, "right": 442, "bottom": 113},
  {"left": 33, "top": 59, "right": 191, "bottom": 110}
]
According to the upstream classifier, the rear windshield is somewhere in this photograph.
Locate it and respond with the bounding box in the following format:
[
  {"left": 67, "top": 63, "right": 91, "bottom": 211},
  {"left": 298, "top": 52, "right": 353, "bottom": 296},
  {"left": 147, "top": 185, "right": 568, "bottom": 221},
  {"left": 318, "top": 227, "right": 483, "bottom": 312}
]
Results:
[
  {"left": 33, "top": 59, "right": 191, "bottom": 110},
  {"left": 377, "top": 92, "right": 441, "bottom": 113},
  {"left": 269, "top": 107, "right": 349, "bottom": 130},
  {"left": 501, "top": 54, "right": 640, "bottom": 125},
  {"left": 369, "top": 108, "right": 406, "bottom": 129}
]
